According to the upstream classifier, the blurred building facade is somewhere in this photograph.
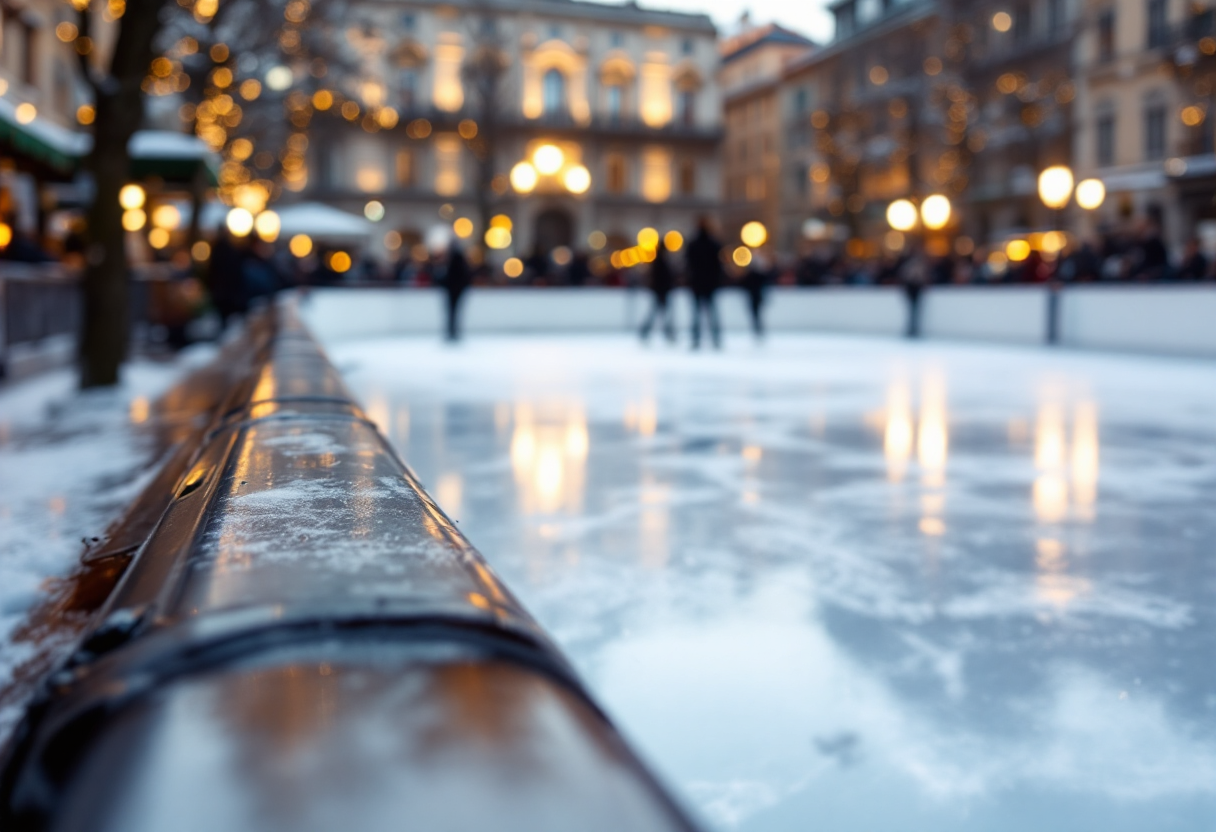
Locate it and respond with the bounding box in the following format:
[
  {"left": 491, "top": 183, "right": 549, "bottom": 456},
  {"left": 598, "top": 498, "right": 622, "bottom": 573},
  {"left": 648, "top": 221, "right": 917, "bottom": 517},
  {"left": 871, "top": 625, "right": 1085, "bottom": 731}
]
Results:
[
  {"left": 719, "top": 21, "right": 814, "bottom": 245},
  {"left": 305, "top": 0, "right": 722, "bottom": 267},
  {"left": 724, "top": 0, "right": 1216, "bottom": 264}
]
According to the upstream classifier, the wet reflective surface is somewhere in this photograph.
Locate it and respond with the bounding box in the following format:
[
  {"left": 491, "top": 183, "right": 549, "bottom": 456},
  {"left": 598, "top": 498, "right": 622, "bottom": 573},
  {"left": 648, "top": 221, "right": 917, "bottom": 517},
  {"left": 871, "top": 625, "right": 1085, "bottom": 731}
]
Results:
[{"left": 331, "top": 335, "right": 1216, "bottom": 831}]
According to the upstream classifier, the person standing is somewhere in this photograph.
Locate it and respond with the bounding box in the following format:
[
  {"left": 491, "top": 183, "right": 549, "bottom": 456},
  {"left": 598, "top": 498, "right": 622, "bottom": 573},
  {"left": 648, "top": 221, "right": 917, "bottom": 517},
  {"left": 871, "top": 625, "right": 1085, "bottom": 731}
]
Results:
[
  {"left": 685, "top": 218, "right": 724, "bottom": 349},
  {"left": 440, "top": 240, "right": 471, "bottom": 341},
  {"left": 639, "top": 243, "right": 676, "bottom": 342},
  {"left": 743, "top": 250, "right": 771, "bottom": 340}
]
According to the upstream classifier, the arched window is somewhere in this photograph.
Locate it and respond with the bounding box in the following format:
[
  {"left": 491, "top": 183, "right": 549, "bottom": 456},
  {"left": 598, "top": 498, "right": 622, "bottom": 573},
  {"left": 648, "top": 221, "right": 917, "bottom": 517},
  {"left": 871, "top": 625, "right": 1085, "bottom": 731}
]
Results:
[
  {"left": 677, "top": 90, "right": 696, "bottom": 126},
  {"left": 606, "top": 153, "right": 627, "bottom": 194},
  {"left": 606, "top": 85, "right": 622, "bottom": 120},
  {"left": 543, "top": 68, "right": 566, "bottom": 116}
]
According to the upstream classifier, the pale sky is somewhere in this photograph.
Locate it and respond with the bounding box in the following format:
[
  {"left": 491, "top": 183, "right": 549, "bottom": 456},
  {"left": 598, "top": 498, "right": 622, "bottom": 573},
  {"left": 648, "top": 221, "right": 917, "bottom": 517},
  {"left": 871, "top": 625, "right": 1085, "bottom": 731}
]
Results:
[{"left": 643, "top": 0, "right": 835, "bottom": 43}]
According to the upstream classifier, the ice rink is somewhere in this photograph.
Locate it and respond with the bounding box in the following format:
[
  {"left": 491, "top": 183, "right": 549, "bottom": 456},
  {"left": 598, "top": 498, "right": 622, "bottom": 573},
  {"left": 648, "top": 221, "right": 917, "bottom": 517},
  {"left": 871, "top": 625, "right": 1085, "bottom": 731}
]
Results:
[{"left": 327, "top": 333, "right": 1216, "bottom": 832}]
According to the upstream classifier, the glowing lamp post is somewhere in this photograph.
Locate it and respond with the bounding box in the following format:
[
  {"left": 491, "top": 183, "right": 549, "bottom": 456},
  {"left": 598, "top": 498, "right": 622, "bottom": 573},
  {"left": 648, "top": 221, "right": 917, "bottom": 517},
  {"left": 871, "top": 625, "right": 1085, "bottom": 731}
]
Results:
[
  {"left": 920, "top": 194, "right": 952, "bottom": 231},
  {"left": 1038, "top": 165, "right": 1075, "bottom": 211},
  {"left": 886, "top": 199, "right": 918, "bottom": 233},
  {"left": 1075, "top": 179, "right": 1106, "bottom": 211}
]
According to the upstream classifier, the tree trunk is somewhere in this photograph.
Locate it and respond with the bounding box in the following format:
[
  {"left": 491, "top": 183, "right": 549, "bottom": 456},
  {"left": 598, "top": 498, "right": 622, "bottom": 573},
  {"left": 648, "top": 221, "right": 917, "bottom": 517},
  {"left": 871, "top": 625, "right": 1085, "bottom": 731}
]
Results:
[{"left": 78, "top": 0, "right": 167, "bottom": 388}]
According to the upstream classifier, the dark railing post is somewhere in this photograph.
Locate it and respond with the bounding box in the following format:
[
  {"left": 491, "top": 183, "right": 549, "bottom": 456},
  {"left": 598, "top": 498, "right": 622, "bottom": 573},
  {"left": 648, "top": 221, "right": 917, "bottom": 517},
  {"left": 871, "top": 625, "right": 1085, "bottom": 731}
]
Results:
[{"left": 1047, "top": 280, "right": 1061, "bottom": 345}]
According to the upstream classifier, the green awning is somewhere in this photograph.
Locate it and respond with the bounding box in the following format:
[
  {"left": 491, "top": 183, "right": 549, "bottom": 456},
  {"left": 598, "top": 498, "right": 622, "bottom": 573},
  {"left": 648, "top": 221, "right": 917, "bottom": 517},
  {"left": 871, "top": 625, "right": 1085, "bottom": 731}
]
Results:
[{"left": 0, "top": 99, "right": 90, "bottom": 174}]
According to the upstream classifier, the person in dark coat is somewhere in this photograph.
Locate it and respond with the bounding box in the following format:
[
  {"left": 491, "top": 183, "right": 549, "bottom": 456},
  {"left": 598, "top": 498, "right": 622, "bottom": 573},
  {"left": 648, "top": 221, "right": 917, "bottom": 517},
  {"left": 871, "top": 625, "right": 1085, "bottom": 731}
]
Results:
[
  {"left": 441, "top": 240, "right": 471, "bottom": 341},
  {"left": 207, "top": 230, "right": 248, "bottom": 331},
  {"left": 742, "top": 251, "right": 771, "bottom": 339},
  {"left": 685, "top": 219, "right": 724, "bottom": 349},
  {"left": 1178, "top": 238, "right": 1208, "bottom": 281},
  {"left": 639, "top": 244, "right": 676, "bottom": 342}
]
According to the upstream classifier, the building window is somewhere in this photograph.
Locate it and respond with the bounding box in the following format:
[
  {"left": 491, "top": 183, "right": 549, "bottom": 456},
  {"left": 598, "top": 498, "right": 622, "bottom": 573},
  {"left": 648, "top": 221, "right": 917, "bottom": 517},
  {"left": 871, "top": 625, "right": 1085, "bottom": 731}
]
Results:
[
  {"left": 610, "top": 31, "right": 624, "bottom": 47},
  {"left": 434, "top": 134, "right": 463, "bottom": 195},
  {"left": 1011, "top": 3, "right": 1031, "bottom": 43},
  {"left": 548, "top": 24, "right": 562, "bottom": 40},
  {"left": 678, "top": 159, "right": 696, "bottom": 195},
  {"left": 400, "top": 69, "right": 417, "bottom": 109},
  {"left": 433, "top": 40, "right": 464, "bottom": 111},
  {"left": 606, "top": 153, "right": 627, "bottom": 194},
  {"left": 794, "top": 87, "right": 808, "bottom": 115},
  {"left": 542, "top": 68, "right": 566, "bottom": 116},
  {"left": 1144, "top": 102, "right": 1167, "bottom": 159},
  {"left": 795, "top": 164, "right": 809, "bottom": 197},
  {"left": 681, "top": 37, "right": 694, "bottom": 55},
  {"left": 606, "top": 85, "right": 623, "bottom": 121},
  {"left": 1097, "top": 113, "right": 1116, "bottom": 166},
  {"left": 1147, "top": 0, "right": 1169, "bottom": 49},
  {"left": 1047, "top": 0, "right": 1065, "bottom": 34},
  {"left": 402, "top": 13, "right": 415, "bottom": 30},
  {"left": 641, "top": 146, "right": 672, "bottom": 202},
  {"left": 676, "top": 90, "right": 695, "bottom": 126},
  {"left": 396, "top": 148, "right": 414, "bottom": 187},
  {"left": 1098, "top": 10, "right": 1116, "bottom": 62}
]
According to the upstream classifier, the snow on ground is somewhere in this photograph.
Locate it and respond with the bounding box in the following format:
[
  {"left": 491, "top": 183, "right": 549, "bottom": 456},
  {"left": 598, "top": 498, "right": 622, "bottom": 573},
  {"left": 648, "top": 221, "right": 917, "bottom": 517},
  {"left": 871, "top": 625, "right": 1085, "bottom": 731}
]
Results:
[
  {"left": 0, "top": 346, "right": 215, "bottom": 743},
  {"left": 326, "top": 333, "right": 1216, "bottom": 832}
]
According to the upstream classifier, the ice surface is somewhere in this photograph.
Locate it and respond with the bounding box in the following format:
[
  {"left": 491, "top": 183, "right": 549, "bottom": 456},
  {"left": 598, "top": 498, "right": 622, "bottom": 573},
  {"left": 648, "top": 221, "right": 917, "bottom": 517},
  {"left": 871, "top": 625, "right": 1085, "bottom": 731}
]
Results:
[{"left": 326, "top": 333, "right": 1216, "bottom": 832}]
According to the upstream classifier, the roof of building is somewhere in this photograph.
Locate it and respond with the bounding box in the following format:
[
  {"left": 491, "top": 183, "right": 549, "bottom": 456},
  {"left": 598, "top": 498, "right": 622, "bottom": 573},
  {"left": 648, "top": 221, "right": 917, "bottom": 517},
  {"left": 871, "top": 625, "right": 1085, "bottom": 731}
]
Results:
[
  {"left": 391, "top": 0, "right": 717, "bottom": 33},
  {"left": 720, "top": 22, "right": 816, "bottom": 64}
]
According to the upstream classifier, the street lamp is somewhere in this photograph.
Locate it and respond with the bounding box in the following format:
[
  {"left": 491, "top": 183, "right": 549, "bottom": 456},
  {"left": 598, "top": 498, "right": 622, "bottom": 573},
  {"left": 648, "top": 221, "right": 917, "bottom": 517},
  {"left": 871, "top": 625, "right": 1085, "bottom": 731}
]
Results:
[
  {"left": 886, "top": 199, "right": 918, "bottom": 232},
  {"left": 1075, "top": 178, "right": 1106, "bottom": 211},
  {"left": 1037, "top": 165, "right": 1075, "bottom": 211},
  {"left": 920, "top": 194, "right": 952, "bottom": 231},
  {"left": 510, "top": 161, "right": 538, "bottom": 194}
]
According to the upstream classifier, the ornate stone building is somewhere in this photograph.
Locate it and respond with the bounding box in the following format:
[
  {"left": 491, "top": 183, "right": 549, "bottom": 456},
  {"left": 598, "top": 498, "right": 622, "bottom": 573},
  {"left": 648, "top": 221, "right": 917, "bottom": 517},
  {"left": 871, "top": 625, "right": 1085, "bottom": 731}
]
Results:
[{"left": 302, "top": 0, "right": 722, "bottom": 269}]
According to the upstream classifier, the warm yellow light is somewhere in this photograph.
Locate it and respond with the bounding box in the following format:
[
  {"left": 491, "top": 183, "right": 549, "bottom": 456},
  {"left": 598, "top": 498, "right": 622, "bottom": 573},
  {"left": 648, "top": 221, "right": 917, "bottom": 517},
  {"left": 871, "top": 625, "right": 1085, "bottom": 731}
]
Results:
[
  {"left": 56, "top": 21, "right": 78, "bottom": 41},
  {"left": 118, "top": 184, "right": 146, "bottom": 210},
  {"left": 504, "top": 257, "right": 524, "bottom": 278},
  {"left": 1041, "top": 230, "right": 1067, "bottom": 255},
  {"left": 588, "top": 230, "right": 606, "bottom": 250},
  {"left": 740, "top": 220, "right": 768, "bottom": 247},
  {"left": 532, "top": 143, "right": 564, "bottom": 175},
  {"left": 0, "top": 223, "right": 12, "bottom": 248},
  {"left": 992, "top": 11, "right": 1012, "bottom": 32},
  {"left": 254, "top": 210, "right": 280, "bottom": 242},
  {"left": 230, "top": 137, "right": 253, "bottom": 160},
  {"left": 1006, "top": 239, "right": 1031, "bottom": 261},
  {"left": 453, "top": 217, "right": 474, "bottom": 238},
  {"left": 510, "top": 161, "right": 538, "bottom": 193},
  {"left": 148, "top": 227, "right": 170, "bottom": 249},
  {"left": 151, "top": 204, "right": 181, "bottom": 229},
  {"left": 363, "top": 200, "right": 385, "bottom": 222},
  {"left": 312, "top": 89, "right": 333, "bottom": 110},
  {"left": 490, "top": 214, "right": 513, "bottom": 231},
  {"left": 887, "top": 199, "right": 918, "bottom": 232},
  {"left": 1038, "top": 165, "right": 1074, "bottom": 210},
  {"left": 637, "top": 227, "right": 660, "bottom": 249},
  {"left": 15, "top": 103, "right": 36, "bottom": 124},
  {"left": 239, "top": 79, "right": 261, "bottom": 100},
  {"left": 664, "top": 230, "right": 683, "bottom": 251},
  {"left": 484, "top": 227, "right": 512, "bottom": 249},
  {"left": 329, "top": 251, "right": 352, "bottom": 273},
  {"left": 1075, "top": 178, "right": 1106, "bottom": 211},
  {"left": 226, "top": 207, "right": 254, "bottom": 237},
  {"left": 122, "top": 209, "right": 146, "bottom": 231},
  {"left": 76, "top": 104, "right": 95, "bottom": 125},
  {"left": 289, "top": 234, "right": 313, "bottom": 257},
  {"left": 732, "top": 246, "right": 753, "bottom": 267},
  {"left": 458, "top": 119, "right": 478, "bottom": 139},
  {"left": 192, "top": 240, "right": 211, "bottom": 261},
  {"left": 920, "top": 194, "right": 952, "bottom": 230},
  {"left": 563, "top": 164, "right": 591, "bottom": 194}
]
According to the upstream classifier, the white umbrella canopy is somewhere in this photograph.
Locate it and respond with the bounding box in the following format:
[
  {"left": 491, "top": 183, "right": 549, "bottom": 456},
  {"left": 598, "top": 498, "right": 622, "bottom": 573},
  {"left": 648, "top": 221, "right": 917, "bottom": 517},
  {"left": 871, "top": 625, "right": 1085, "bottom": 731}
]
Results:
[{"left": 274, "top": 202, "right": 372, "bottom": 241}]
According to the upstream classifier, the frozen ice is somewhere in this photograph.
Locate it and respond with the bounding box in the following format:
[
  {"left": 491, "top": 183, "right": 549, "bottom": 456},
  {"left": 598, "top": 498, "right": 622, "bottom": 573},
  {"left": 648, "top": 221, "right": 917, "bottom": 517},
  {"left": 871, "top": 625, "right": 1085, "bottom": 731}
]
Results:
[{"left": 327, "top": 333, "right": 1216, "bottom": 832}]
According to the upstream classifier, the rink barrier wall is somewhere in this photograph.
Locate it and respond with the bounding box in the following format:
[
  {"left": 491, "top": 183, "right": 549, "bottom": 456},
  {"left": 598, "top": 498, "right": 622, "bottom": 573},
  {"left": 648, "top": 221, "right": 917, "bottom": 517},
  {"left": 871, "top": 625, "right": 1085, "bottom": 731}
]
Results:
[
  {"left": 0, "top": 303, "right": 702, "bottom": 832},
  {"left": 301, "top": 284, "right": 1216, "bottom": 357}
]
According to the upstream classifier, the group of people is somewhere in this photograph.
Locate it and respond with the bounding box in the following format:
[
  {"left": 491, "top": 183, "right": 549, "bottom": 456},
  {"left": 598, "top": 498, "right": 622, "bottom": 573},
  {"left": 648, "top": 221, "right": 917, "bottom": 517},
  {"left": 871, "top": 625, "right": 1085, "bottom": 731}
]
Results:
[{"left": 635, "top": 219, "right": 768, "bottom": 350}]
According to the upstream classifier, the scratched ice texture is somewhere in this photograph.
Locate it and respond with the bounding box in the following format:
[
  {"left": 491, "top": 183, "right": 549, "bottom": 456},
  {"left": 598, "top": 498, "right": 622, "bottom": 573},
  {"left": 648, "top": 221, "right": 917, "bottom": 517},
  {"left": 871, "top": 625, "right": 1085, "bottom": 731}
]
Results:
[{"left": 326, "top": 333, "right": 1216, "bottom": 832}]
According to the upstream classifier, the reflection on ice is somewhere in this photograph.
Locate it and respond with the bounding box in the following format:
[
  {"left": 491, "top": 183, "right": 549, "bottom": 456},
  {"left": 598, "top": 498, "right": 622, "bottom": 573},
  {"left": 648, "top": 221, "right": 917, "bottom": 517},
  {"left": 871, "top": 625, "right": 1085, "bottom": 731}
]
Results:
[{"left": 331, "top": 335, "right": 1216, "bottom": 832}]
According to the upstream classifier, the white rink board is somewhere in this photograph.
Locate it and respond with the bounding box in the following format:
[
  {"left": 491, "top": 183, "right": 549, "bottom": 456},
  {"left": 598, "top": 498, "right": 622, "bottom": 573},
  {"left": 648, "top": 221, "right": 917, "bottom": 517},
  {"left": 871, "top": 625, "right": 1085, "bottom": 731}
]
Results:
[
  {"left": 300, "top": 286, "right": 907, "bottom": 341},
  {"left": 1059, "top": 286, "right": 1216, "bottom": 356},
  {"left": 921, "top": 286, "right": 1049, "bottom": 345}
]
